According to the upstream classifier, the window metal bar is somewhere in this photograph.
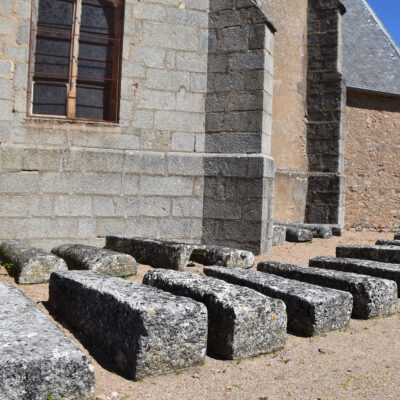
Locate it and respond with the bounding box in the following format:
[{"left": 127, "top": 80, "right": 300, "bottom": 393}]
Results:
[
  {"left": 32, "top": 71, "right": 118, "bottom": 82},
  {"left": 34, "top": 27, "right": 121, "bottom": 42}
]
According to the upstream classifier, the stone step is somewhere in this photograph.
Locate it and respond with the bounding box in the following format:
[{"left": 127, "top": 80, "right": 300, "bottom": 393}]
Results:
[
  {"left": 309, "top": 256, "right": 400, "bottom": 297},
  {"left": 51, "top": 244, "right": 137, "bottom": 277},
  {"left": 0, "top": 282, "right": 95, "bottom": 399},
  {"left": 257, "top": 261, "right": 397, "bottom": 319},
  {"left": 285, "top": 227, "right": 313, "bottom": 242},
  {"left": 395, "top": 231, "right": 400, "bottom": 240},
  {"left": 143, "top": 269, "right": 286, "bottom": 359},
  {"left": 203, "top": 267, "right": 352, "bottom": 337},
  {"left": 0, "top": 240, "right": 67, "bottom": 284},
  {"left": 49, "top": 271, "right": 207, "bottom": 380},
  {"left": 336, "top": 245, "right": 400, "bottom": 264},
  {"left": 189, "top": 245, "right": 254, "bottom": 269},
  {"left": 105, "top": 236, "right": 254, "bottom": 270},
  {"left": 376, "top": 240, "right": 400, "bottom": 247},
  {"left": 105, "top": 236, "right": 194, "bottom": 271}
]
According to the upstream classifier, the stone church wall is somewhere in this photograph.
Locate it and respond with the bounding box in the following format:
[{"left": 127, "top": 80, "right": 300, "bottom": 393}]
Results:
[
  {"left": 262, "top": 0, "right": 309, "bottom": 224},
  {"left": 344, "top": 91, "right": 400, "bottom": 231},
  {"left": 0, "top": 0, "right": 275, "bottom": 253}
]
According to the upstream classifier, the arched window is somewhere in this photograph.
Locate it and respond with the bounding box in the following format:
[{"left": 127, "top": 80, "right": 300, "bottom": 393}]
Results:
[{"left": 28, "top": 0, "right": 123, "bottom": 122}]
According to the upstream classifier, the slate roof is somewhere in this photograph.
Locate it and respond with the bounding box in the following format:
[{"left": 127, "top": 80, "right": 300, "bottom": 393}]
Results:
[{"left": 342, "top": 0, "right": 400, "bottom": 96}]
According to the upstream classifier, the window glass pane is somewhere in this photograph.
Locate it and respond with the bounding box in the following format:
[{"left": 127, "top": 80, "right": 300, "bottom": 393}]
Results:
[
  {"left": 77, "top": 0, "right": 121, "bottom": 121},
  {"left": 32, "top": 81, "right": 68, "bottom": 116},
  {"left": 75, "top": 82, "right": 113, "bottom": 120},
  {"left": 80, "top": 0, "right": 116, "bottom": 36},
  {"left": 37, "top": 0, "right": 74, "bottom": 28},
  {"left": 78, "top": 41, "right": 115, "bottom": 80}
]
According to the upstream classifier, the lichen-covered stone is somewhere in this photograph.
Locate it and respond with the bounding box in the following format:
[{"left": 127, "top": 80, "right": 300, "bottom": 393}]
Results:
[
  {"left": 310, "top": 256, "right": 400, "bottom": 297},
  {"left": 143, "top": 269, "right": 286, "bottom": 359},
  {"left": 278, "top": 223, "right": 334, "bottom": 239},
  {"left": 190, "top": 245, "right": 254, "bottom": 269},
  {"left": 337, "top": 245, "right": 400, "bottom": 264},
  {"left": 395, "top": 231, "right": 400, "bottom": 240},
  {"left": 105, "top": 236, "right": 194, "bottom": 271},
  {"left": 0, "top": 240, "right": 67, "bottom": 284},
  {"left": 105, "top": 236, "right": 254, "bottom": 270},
  {"left": 0, "top": 282, "right": 95, "bottom": 400},
  {"left": 285, "top": 227, "right": 313, "bottom": 242},
  {"left": 203, "top": 267, "right": 352, "bottom": 337},
  {"left": 272, "top": 225, "right": 287, "bottom": 246},
  {"left": 51, "top": 244, "right": 137, "bottom": 277},
  {"left": 258, "top": 261, "right": 397, "bottom": 319},
  {"left": 49, "top": 271, "right": 207, "bottom": 380},
  {"left": 376, "top": 240, "right": 400, "bottom": 247}
]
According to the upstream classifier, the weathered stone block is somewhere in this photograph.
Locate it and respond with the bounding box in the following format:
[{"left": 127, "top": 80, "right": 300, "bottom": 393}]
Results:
[
  {"left": 203, "top": 267, "right": 352, "bottom": 337},
  {"left": 105, "top": 236, "right": 254, "bottom": 270},
  {"left": 51, "top": 244, "right": 137, "bottom": 277},
  {"left": 105, "top": 236, "right": 194, "bottom": 271},
  {"left": 376, "top": 240, "right": 400, "bottom": 247},
  {"left": 258, "top": 261, "right": 397, "bottom": 319},
  {"left": 143, "top": 269, "right": 286, "bottom": 359},
  {"left": 286, "top": 227, "right": 313, "bottom": 242},
  {"left": 310, "top": 256, "right": 400, "bottom": 297},
  {"left": 49, "top": 271, "right": 207, "bottom": 380},
  {"left": 278, "top": 223, "right": 334, "bottom": 239},
  {"left": 190, "top": 244, "right": 254, "bottom": 269},
  {"left": 336, "top": 245, "right": 400, "bottom": 264},
  {"left": 272, "top": 225, "right": 286, "bottom": 246},
  {"left": 395, "top": 232, "right": 400, "bottom": 240},
  {"left": 0, "top": 282, "right": 95, "bottom": 399},
  {"left": 0, "top": 240, "right": 67, "bottom": 284}
]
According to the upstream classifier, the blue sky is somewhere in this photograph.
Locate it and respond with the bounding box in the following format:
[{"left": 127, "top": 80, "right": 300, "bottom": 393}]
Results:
[{"left": 367, "top": 0, "right": 400, "bottom": 47}]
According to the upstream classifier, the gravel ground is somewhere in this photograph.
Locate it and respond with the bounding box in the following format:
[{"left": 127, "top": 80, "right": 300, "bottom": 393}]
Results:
[{"left": 1, "top": 231, "right": 400, "bottom": 400}]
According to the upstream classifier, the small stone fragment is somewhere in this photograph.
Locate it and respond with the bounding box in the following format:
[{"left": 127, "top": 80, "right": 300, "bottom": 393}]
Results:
[
  {"left": 0, "top": 240, "right": 67, "bottom": 284},
  {"left": 105, "top": 236, "right": 193, "bottom": 271},
  {"left": 203, "top": 266, "right": 352, "bottom": 337},
  {"left": 272, "top": 225, "right": 287, "bottom": 246},
  {"left": 49, "top": 271, "right": 207, "bottom": 380},
  {"left": 395, "top": 231, "right": 400, "bottom": 240},
  {"left": 143, "top": 269, "right": 286, "bottom": 359},
  {"left": 277, "top": 223, "right": 334, "bottom": 239},
  {"left": 285, "top": 227, "right": 313, "bottom": 242},
  {"left": 257, "top": 261, "right": 397, "bottom": 319},
  {"left": 310, "top": 256, "right": 400, "bottom": 296},
  {"left": 336, "top": 245, "right": 400, "bottom": 264},
  {"left": 189, "top": 245, "right": 254, "bottom": 269},
  {"left": 0, "top": 282, "right": 95, "bottom": 399},
  {"left": 51, "top": 243, "right": 137, "bottom": 277}
]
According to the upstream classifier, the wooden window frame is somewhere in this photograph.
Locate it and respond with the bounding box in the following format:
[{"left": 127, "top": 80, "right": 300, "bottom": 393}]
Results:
[{"left": 27, "top": 0, "right": 123, "bottom": 123}]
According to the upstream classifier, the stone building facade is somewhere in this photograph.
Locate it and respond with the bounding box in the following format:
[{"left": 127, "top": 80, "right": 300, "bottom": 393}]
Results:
[
  {"left": 341, "top": 0, "right": 400, "bottom": 231},
  {"left": 3, "top": 0, "right": 392, "bottom": 253},
  {"left": 0, "top": 0, "right": 277, "bottom": 253}
]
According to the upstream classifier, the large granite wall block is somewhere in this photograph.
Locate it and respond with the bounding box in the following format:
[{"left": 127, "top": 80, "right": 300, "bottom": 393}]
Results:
[
  {"left": 143, "top": 269, "right": 287, "bottom": 359},
  {"left": 51, "top": 243, "right": 137, "bottom": 276},
  {"left": 49, "top": 271, "right": 208, "bottom": 380},
  {"left": 0, "top": 240, "right": 67, "bottom": 284},
  {"left": 0, "top": 282, "right": 95, "bottom": 399},
  {"left": 310, "top": 256, "right": 400, "bottom": 296},
  {"left": 258, "top": 261, "right": 397, "bottom": 318},
  {"left": 203, "top": 266, "right": 352, "bottom": 336}
]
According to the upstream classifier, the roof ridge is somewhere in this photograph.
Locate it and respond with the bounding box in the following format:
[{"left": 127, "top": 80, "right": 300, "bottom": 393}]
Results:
[{"left": 360, "top": 0, "right": 400, "bottom": 58}]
